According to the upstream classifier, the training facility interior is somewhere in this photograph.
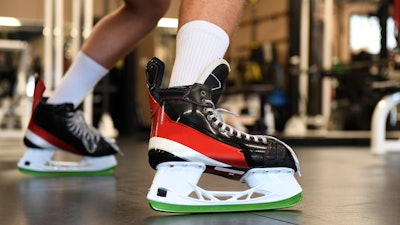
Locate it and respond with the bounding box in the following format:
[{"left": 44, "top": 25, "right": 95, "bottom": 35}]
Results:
[{"left": 1, "top": 0, "right": 400, "bottom": 224}]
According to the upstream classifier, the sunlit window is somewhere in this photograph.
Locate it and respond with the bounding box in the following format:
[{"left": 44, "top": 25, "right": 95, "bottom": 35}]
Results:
[{"left": 349, "top": 14, "right": 397, "bottom": 55}]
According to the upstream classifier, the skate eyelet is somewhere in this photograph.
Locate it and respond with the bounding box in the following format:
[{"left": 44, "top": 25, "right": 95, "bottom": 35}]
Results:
[{"left": 200, "top": 90, "right": 207, "bottom": 97}]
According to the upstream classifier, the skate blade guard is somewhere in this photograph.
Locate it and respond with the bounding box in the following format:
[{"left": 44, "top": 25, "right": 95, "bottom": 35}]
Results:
[
  {"left": 147, "top": 162, "right": 302, "bottom": 213},
  {"left": 18, "top": 148, "right": 117, "bottom": 176}
]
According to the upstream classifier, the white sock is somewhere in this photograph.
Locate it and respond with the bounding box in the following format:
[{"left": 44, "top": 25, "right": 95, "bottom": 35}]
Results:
[
  {"left": 47, "top": 51, "right": 108, "bottom": 108},
  {"left": 168, "top": 20, "right": 229, "bottom": 87}
]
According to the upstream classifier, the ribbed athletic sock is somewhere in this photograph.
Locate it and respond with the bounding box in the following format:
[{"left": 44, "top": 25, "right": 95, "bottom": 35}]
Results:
[
  {"left": 47, "top": 51, "right": 108, "bottom": 108},
  {"left": 168, "top": 20, "right": 230, "bottom": 87}
]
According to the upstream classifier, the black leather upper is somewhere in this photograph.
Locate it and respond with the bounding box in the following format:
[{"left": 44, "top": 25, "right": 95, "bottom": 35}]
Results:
[
  {"left": 146, "top": 57, "right": 297, "bottom": 172},
  {"left": 24, "top": 100, "right": 118, "bottom": 156}
]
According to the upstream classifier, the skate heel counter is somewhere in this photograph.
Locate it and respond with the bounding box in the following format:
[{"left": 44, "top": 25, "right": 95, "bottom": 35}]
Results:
[
  {"left": 31, "top": 78, "right": 46, "bottom": 113},
  {"left": 146, "top": 57, "right": 165, "bottom": 119},
  {"left": 25, "top": 78, "right": 46, "bottom": 129},
  {"left": 23, "top": 136, "right": 39, "bottom": 148},
  {"left": 148, "top": 149, "right": 185, "bottom": 169},
  {"left": 145, "top": 57, "right": 165, "bottom": 91},
  {"left": 147, "top": 92, "right": 161, "bottom": 119}
]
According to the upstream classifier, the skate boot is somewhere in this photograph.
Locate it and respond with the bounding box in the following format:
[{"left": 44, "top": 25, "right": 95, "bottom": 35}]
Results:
[
  {"left": 145, "top": 57, "right": 302, "bottom": 213},
  {"left": 18, "top": 78, "right": 120, "bottom": 176}
]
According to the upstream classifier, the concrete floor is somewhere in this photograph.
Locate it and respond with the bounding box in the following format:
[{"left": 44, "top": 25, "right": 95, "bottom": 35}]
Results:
[{"left": 1, "top": 134, "right": 400, "bottom": 225}]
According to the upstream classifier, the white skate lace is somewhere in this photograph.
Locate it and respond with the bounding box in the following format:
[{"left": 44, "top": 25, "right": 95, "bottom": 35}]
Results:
[
  {"left": 66, "top": 110, "right": 101, "bottom": 154},
  {"left": 202, "top": 98, "right": 301, "bottom": 175},
  {"left": 202, "top": 99, "right": 269, "bottom": 143}
]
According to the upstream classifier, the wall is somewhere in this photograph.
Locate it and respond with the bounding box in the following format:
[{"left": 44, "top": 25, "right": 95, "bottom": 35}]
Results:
[
  {"left": 230, "top": 0, "right": 289, "bottom": 64},
  {"left": 336, "top": 2, "right": 377, "bottom": 63},
  {"left": 0, "top": 0, "right": 121, "bottom": 23},
  {"left": 1, "top": 0, "right": 383, "bottom": 129}
]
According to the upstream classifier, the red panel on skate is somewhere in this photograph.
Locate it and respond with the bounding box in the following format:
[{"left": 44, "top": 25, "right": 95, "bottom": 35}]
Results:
[
  {"left": 27, "top": 78, "right": 82, "bottom": 155},
  {"left": 149, "top": 95, "right": 248, "bottom": 168},
  {"left": 28, "top": 122, "right": 81, "bottom": 155}
]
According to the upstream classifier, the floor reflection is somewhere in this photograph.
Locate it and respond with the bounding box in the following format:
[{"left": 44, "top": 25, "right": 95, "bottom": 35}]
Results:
[
  {"left": 147, "top": 210, "right": 301, "bottom": 225},
  {"left": 18, "top": 176, "right": 116, "bottom": 225}
]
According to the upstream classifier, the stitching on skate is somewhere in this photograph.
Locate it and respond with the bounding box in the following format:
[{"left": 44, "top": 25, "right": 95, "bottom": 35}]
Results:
[{"left": 209, "top": 73, "right": 222, "bottom": 91}]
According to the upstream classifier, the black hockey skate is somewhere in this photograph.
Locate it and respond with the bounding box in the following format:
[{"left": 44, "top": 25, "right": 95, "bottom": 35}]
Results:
[
  {"left": 146, "top": 57, "right": 302, "bottom": 213},
  {"left": 18, "top": 79, "right": 120, "bottom": 176}
]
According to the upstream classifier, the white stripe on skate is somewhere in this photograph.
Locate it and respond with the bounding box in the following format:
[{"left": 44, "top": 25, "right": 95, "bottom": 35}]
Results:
[
  {"left": 25, "top": 129, "right": 58, "bottom": 149},
  {"left": 148, "top": 137, "right": 231, "bottom": 167}
]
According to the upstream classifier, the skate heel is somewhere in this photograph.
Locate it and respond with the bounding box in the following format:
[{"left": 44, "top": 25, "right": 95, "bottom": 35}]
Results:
[
  {"left": 240, "top": 167, "right": 303, "bottom": 203},
  {"left": 18, "top": 148, "right": 54, "bottom": 169},
  {"left": 18, "top": 148, "right": 117, "bottom": 176},
  {"left": 147, "top": 162, "right": 205, "bottom": 199}
]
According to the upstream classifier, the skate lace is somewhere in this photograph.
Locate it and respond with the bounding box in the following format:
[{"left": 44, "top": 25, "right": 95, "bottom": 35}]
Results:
[
  {"left": 66, "top": 110, "right": 101, "bottom": 153},
  {"left": 202, "top": 99, "right": 269, "bottom": 143},
  {"left": 202, "top": 98, "right": 302, "bottom": 176}
]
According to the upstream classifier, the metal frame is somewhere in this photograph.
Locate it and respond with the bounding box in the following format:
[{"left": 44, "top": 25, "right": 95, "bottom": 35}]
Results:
[
  {"left": 371, "top": 92, "right": 400, "bottom": 154},
  {"left": 0, "top": 39, "right": 31, "bottom": 138}
]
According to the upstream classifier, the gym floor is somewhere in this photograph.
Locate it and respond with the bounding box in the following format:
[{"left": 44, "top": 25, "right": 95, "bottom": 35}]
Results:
[{"left": 1, "top": 134, "right": 399, "bottom": 225}]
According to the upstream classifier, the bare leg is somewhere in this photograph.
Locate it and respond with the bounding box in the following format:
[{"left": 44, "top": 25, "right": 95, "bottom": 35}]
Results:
[
  {"left": 178, "top": 0, "right": 245, "bottom": 36},
  {"left": 83, "top": 0, "right": 171, "bottom": 69},
  {"left": 49, "top": 0, "right": 170, "bottom": 106}
]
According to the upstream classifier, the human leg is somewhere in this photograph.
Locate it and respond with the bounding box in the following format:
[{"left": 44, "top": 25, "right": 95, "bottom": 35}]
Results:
[
  {"left": 146, "top": 57, "right": 302, "bottom": 212},
  {"left": 49, "top": 0, "right": 171, "bottom": 107},
  {"left": 168, "top": 0, "right": 245, "bottom": 87},
  {"left": 146, "top": 1, "right": 302, "bottom": 212},
  {"left": 18, "top": 0, "right": 171, "bottom": 175}
]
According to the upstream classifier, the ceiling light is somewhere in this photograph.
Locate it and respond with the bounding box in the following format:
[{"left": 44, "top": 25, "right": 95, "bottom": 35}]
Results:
[
  {"left": 0, "top": 17, "right": 22, "bottom": 27},
  {"left": 157, "top": 18, "right": 178, "bottom": 28}
]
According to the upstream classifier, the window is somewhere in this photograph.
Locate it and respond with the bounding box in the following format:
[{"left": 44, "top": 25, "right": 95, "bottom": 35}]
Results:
[{"left": 349, "top": 14, "right": 397, "bottom": 55}]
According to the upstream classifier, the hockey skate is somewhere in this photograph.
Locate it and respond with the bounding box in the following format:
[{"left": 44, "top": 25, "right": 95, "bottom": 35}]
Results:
[
  {"left": 145, "top": 57, "right": 302, "bottom": 213},
  {"left": 18, "top": 78, "right": 120, "bottom": 176}
]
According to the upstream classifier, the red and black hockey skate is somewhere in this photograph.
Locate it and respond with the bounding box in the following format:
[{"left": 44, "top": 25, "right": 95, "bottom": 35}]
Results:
[
  {"left": 18, "top": 79, "right": 120, "bottom": 176},
  {"left": 145, "top": 57, "right": 302, "bottom": 213}
]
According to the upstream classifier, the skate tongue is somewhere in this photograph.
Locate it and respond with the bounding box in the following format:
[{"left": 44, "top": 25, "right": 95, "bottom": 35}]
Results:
[{"left": 196, "top": 59, "right": 230, "bottom": 104}]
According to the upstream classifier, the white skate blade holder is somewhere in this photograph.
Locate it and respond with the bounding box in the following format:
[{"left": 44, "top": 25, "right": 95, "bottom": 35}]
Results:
[
  {"left": 18, "top": 148, "right": 117, "bottom": 176},
  {"left": 147, "top": 162, "right": 302, "bottom": 213}
]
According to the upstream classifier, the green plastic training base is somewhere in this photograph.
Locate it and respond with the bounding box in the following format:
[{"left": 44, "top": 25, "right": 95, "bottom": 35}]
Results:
[
  {"left": 18, "top": 167, "right": 115, "bottom": 176},
  {"left": 149, "top": 192, "right": 302, "bottom": 213}
]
